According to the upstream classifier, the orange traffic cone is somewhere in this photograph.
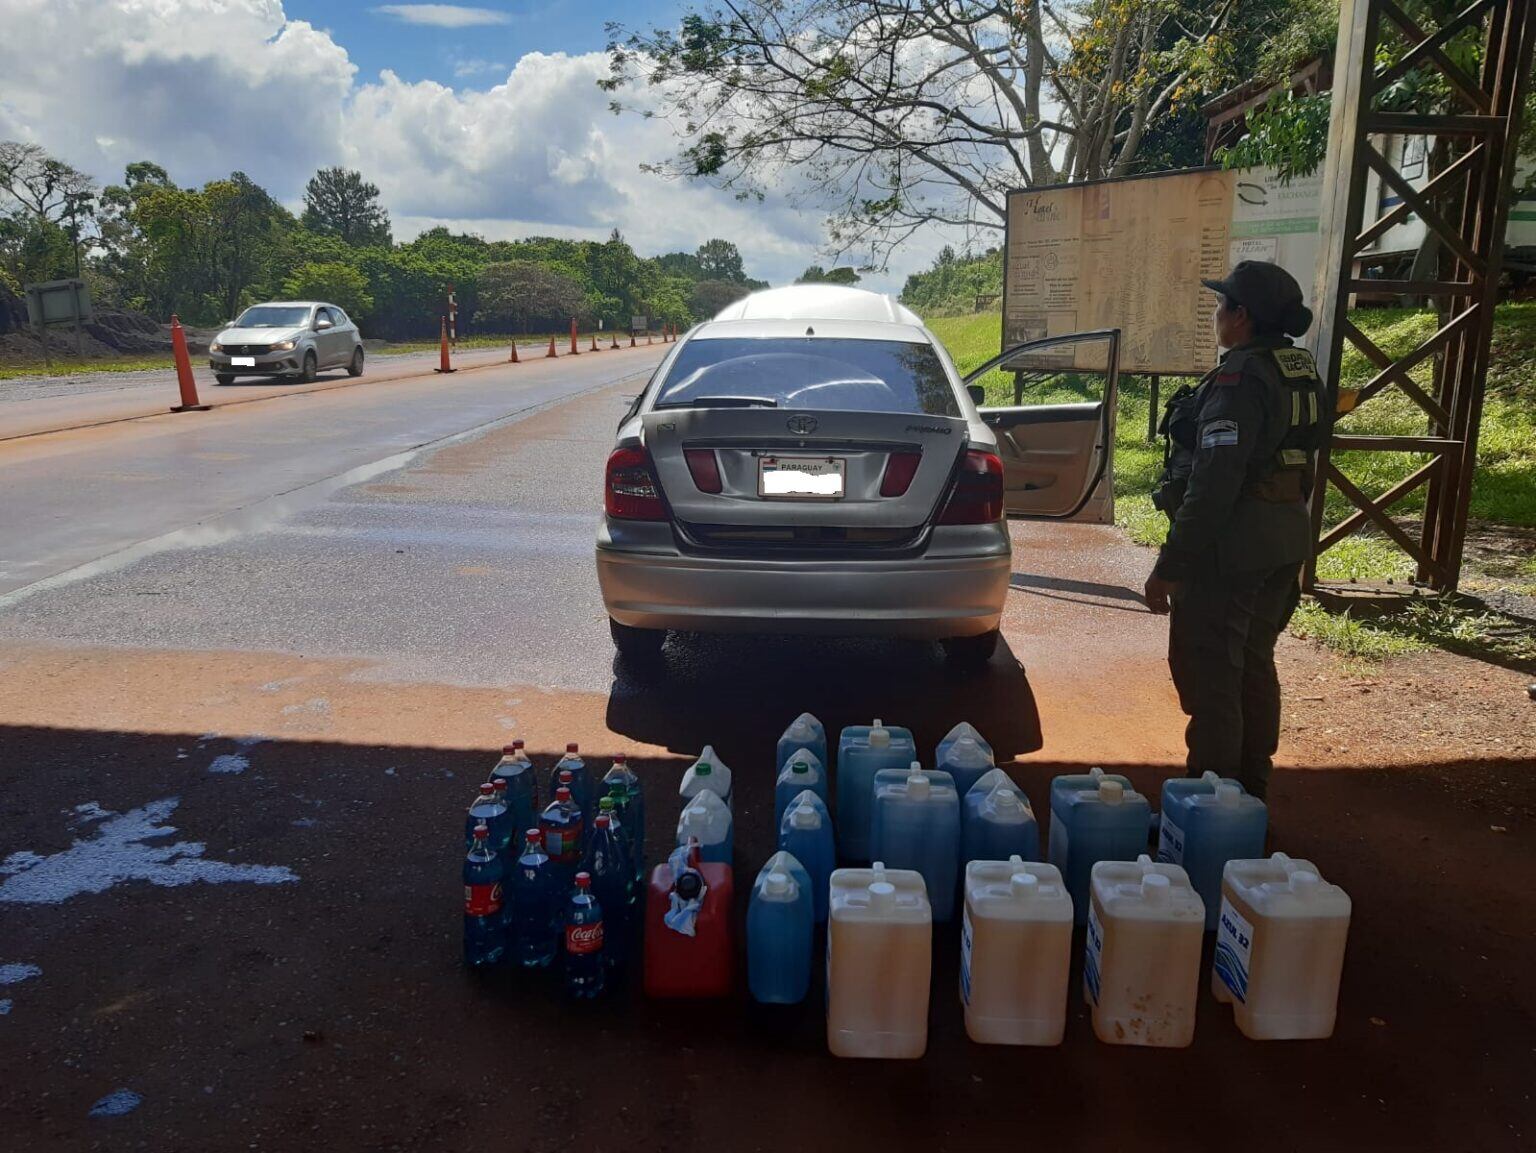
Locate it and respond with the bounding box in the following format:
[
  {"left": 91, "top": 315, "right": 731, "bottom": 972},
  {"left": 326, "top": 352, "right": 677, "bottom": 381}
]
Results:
[
  {"left": 569, "top": 318, "right": 580, "bottom": 355},
  {"left": 435, "top": 316, "right": 455, "bottom": 374},
  {"left": 546, "top": 334, "right": 558, "bottom": 358},
  {"left": 509, "top": 339, "right": 519, "bottom": 364},
  {"left": 590, "top": 331, "right": 600, "bottom": 352},
  {"left": 169, "top": 315, "right": 210, "bottom": 412}
]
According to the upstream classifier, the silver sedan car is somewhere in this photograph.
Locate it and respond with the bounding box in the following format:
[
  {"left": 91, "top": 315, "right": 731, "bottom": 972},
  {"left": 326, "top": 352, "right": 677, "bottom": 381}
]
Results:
[
  {"left": 209, "top": 301, "right": 364, "bottom": 384},
  {"left": 594, "top": 286, "right": 1118, "bottom": 668}
]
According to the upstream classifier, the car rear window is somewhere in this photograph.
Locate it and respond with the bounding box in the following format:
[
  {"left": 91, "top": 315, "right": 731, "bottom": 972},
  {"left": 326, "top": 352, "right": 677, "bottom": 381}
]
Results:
[{"left": 653, "top": 337, "right": 960, "bottom": 416}]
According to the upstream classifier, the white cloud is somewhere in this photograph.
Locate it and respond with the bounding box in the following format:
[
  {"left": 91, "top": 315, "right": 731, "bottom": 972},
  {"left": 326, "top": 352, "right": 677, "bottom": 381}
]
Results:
[
  {"left": 374, "top": 5, "right": 511, "bottom": 28},
  {"left": 452, "top": 58, "right": 508, "bottom": 79},
  {"left": 0, "top": 0, "right": 954, "bottom": 291}
]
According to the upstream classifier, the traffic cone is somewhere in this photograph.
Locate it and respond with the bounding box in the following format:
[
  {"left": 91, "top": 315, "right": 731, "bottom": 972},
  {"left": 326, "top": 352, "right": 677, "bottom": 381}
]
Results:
[
  {"left": 435, "top": 316, "right": 455, "bottom": 374},
  {"left": 168, "top": 315, "right": 210, "bottom": 412},
  {"left": 509, "top": 339, "right": 519, "bottom": 364},
  {"left": 590, "top": 331, "right": 600, "bottom": 352},
  {"left": 570, "top": 318, "right": 579, "bottom": 355},
  {"left": 546, "top": 334, "right": 558, "bottom": 358}
]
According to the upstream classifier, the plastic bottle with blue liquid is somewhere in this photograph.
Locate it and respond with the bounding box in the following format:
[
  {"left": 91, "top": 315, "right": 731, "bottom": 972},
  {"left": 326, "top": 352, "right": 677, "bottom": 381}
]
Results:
[
  {"left": 489, "top": 740, "right": 539, "bottom": 843},
  {"left": 550, "top": 743, "right": 594, "bottom": 820},
  {"left": 509, "top": 826, "right": 559, "bottom": 968},
  {"left": 836, "top": 719, "right": 917, "bottom": 862},
  {"left": 748, "top": 859, "right": 814, "bottom": 1004},
  {"left": 1158, "top": 771, "right": 1268, "bottom": 929},
  {"left": 778, "top": 792, "right": 835, "bottom": 922},
  {"left": 1047, "top": 769, "right": 1150, "bottom": 925},
  {"left": 870, "top": 764, "right": 961, "bottom": 921},
  {"left": 962, "top": 772, "right": 1040, "bottom": 865},
  {"left": 602, "top": 753, "right": 645, "bottom": 882},
  {"left": 777, "top": 713, "right": 828, "bottom": 776},
  {"left": 936, "top": 725, "right": 996, "bottom": 797},
  {"left": 676, "top": 788, "right": 733, "bottom": 865},
  {"left": 774, "top": 750, "right": 828, "bottom": 828}
]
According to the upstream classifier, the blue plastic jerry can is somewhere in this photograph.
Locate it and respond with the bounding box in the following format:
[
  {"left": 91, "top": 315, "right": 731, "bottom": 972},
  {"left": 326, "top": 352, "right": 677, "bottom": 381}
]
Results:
[
  {"left": 777, "top": 713, "right": 828, "bottom": 777},
  {"left": 1159, "top": 772, "right": 1268, "bottom": 930},
  {"left": 748, "top": 858, "right": 814, "bottom": 1004},
  {"left": 836, "top": 719, "right": 916, "bottom": 862},
  {"left": 936, "top": 724, "right": 996, "bottom": 797},
  {"left": 1048, "top": 770, "right": 1150, "bottom": 924},
  {"left": 870, "top": 765, "right": 961, "bottom": 921},
  {"left": 962, "top": 776, "right": 1040, "bottom": 865},
  {"left": 774, "top": 750, "right": 829, "bottom": 829},
  {"left": 778, "top": 792, "right": 835, "bottom": 923}
]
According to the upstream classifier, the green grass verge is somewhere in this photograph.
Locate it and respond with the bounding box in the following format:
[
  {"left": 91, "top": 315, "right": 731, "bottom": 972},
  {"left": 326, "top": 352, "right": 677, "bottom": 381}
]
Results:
[{"left": 0, "top": 355, "right": 176, "bottom": 380}]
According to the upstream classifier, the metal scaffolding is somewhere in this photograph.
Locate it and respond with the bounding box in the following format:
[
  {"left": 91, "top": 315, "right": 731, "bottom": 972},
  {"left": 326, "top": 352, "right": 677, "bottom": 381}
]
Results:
[{"left": 1308, "top": 0, "right": 1535, "bottom": 592}]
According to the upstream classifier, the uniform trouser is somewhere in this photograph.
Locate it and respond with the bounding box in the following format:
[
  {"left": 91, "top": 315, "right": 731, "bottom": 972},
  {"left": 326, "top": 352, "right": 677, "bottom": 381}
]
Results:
[{"left": 1167, "top": 563, "right": 1302, "bottom": 800}]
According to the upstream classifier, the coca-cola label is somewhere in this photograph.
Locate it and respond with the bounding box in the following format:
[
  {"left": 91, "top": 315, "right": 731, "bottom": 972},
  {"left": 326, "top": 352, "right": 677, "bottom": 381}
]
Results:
[
  {"left": 565, "top": 920, "right": 604, "bottom": 955},
  {"left": 464, "top": 882, "right": 502, "bottom": 917}
]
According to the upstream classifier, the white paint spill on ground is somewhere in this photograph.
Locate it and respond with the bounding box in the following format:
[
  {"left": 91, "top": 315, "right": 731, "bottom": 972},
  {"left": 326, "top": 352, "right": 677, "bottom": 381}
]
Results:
[
  {"left": 207, "top": 735, "right": 267, "bottom": 775},
  {"left": 259, "top": 677, "right": 306, "bottom": 692},
  {"left": 89, "top": 1089, "right": 142, "bottom": 1117},
  {"left": 384, "top": 767, "right": 396, "bottom": 776},
  {"left": 279, "top": 697, "right": 330, "bottom": 717},
  {"left": 0, "top": 798, "right": 297, "bottom": 904},
  {"left": 0, "top": 962, "right": 42, "bottom": 984}
]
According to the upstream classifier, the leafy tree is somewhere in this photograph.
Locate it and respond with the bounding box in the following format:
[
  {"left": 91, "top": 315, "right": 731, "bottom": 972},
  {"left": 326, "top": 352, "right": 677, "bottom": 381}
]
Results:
[
  {"left": 282, "top": 261, "right": 374, "bottom": 318},
  {"left": 690, "top": 277, "right": 752, "bottom": 317},
  {"left": 695, "top": 237, "right": 745, "bottom": 282},
  {"left": 797, "top": 265, "right": 861, "bottom": 285},
  {"left": 0, "top": 141, "right": 98, "bottom": 283},
  {"left": 655, "top": 250, "right": 705, "bottom": 279},
  {"left": 477, "top": 260, "right": 588, "bottom": 331},
  {"left": 301, "top": 167, "right": 393, "bottom": 247}
]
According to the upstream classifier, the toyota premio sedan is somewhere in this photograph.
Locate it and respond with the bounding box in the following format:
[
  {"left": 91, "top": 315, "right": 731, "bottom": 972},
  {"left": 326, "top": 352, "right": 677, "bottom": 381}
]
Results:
[
  {"left": 594, "top": 286, "right": 1119, "bottom": 669},
  {"left": 208, "top": 300, "right": 364, "bottom": 384}
]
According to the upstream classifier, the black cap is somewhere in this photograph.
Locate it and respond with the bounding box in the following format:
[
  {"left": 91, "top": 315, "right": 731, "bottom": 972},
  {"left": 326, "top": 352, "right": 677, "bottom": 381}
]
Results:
[{"left": 1201, "top": 260, "right": 1313, "bottom": 336}]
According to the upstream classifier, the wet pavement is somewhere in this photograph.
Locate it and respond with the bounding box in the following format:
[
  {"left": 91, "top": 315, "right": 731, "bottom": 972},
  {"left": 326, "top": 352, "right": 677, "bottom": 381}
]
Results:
[{"left": 0, "top": 351, "right": 1533, "bottom": 1150}]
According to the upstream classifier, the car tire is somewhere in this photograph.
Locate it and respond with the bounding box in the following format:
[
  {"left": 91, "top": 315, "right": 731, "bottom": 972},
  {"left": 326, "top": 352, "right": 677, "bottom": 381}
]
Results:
[
  {"left": 609, "top": 618, "right": 666, "bottom": 665},
  {"left": 215, "top": 373, "right": 235, "bottom": 386},
  {"left": 941, "top": 629, "right": 999, "bottom": 670},
  {"left": 347, "top": 347, "right": 364, "bottom": 377},
  {"left": 300, "top": 351, "right": 318, "bottom": 383}
]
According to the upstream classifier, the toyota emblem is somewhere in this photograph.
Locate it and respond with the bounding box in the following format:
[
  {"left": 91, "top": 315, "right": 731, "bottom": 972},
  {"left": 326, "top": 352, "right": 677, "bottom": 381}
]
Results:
[{"left": 786, "top": 415, "right": 819, "bottom": 435}]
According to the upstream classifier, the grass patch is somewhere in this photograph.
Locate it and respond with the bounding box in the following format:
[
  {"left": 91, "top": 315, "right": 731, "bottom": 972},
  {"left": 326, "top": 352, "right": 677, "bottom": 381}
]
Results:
[
  {"left": 0, "top": 355, "right": 175, "bottom": 380},
  {"left": 1288, "top": 601, "right": 1429, "bottom": 661}
]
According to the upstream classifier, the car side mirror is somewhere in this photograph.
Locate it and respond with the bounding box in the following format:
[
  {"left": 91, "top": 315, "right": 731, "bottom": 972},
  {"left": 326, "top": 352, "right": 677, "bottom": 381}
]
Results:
[
  {"left": 315, "top": 317, "right": 333, "bottom": 331},
  {"left": 966, "top": 383, "right": 986, "bottom": 405}
]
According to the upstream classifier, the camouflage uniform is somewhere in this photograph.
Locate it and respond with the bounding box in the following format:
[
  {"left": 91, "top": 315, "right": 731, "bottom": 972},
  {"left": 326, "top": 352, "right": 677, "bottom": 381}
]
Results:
[{"left": 1152, "top": 274, "right": 1327, "bottom": 799}]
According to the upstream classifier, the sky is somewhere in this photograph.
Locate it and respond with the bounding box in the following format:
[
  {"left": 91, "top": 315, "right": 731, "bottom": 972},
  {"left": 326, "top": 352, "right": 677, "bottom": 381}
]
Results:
[{"left": 0, "top": 0, "right": 928, "bottom": 292}]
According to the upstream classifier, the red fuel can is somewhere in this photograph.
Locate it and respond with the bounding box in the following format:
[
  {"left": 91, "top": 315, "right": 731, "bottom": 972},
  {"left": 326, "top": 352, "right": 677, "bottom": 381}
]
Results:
[{"left": 643, "top": 842, "right": 735, "bottom": 998}]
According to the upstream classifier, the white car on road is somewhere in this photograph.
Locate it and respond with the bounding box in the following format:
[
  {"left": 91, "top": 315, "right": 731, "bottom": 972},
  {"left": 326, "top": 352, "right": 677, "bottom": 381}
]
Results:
[{"left": 209, "top": 301, "right": 364, "bottom": 385}]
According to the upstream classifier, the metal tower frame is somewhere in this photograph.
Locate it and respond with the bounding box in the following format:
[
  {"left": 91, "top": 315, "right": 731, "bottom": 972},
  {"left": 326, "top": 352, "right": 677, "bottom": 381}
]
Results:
[{"left": 1308, "top": 0, "right": 1535, "bottom": 592}]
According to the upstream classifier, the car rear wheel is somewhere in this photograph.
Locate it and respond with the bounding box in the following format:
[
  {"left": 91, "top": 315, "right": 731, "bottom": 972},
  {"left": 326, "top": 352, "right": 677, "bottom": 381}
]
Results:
[
  {"left": 941, "top": 629, "right": 999, "bottom": 670},
  {"left": 215, "top": 373, "right": 235, "bottom": 386},
  {"left": 609, "top": 618, "right": 666, "bottom": 664},
  {"left": 347, "top": 347, "right": 364, "bottom": 377},
  {"left": 300, "top": 351, "right": 318, "bottom": 383}
]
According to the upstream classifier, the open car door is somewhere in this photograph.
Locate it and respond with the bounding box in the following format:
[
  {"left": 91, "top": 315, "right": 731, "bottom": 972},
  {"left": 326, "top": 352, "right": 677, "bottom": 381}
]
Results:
[{"left": 963, "top": 329, "right": 1121, "bottom": 523}]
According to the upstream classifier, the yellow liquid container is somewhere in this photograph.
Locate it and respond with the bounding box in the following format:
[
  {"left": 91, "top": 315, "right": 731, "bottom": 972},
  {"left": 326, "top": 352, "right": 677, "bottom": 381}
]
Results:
[
  {"left": 1213, "top": 853, "right": 1351, "bottom": 1040},
  {"left": 1084, "top": 854, "right": 1204, "bottom": 1047},
  {"left": 826, "top": 863, "right": 932, "bottom": 1058},
  {"left": 960, "top": 857, "right": 1073, "bottom": 1045}
]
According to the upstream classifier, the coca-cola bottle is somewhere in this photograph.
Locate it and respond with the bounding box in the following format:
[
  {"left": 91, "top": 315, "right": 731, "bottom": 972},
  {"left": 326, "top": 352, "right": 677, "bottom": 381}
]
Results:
[
  {"left": 465, "top": 781, "right": 508, "bottom": 853},
  {"left": 489, "top": 740, "right": 539, "bottom": 838},
  {"left": 563, "top": 872, "right": 605, "bottom": 998},
  {"left": 510, "top": 827, "right": 559, "bottom": 968},
  {"left": 463, "top": 823, "right": 506, "bottom": 968},
  {"left": 539, "top": 784, "right": 584, "bottom": 891},
  {"left": 583, "top": 812, "right": 631, "bottom": 971}
]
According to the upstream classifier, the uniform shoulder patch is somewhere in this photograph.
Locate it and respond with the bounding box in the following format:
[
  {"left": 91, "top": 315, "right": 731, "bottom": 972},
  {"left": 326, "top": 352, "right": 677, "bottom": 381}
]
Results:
[
  {"left": 1200, "top": 418, "right": 1240, "bottom": 448},
  {"left": 1271, "top": 347, "right": 1318, "bottom": 380}
]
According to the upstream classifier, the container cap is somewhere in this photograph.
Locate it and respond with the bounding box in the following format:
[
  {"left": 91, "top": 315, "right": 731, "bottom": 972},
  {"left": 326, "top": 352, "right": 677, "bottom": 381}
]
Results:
[
  {"left": 559, "top": 769, "right": 574, "bottom": 783},
  {"left": 790, "top": 759, "right": 810, "bottom": 775},
  {"left": 575, "top": 871, "right": 590, "bottom": 886},
  {"left": 788, "top": 803, "right": 819, "bottom": 829},
  {"left": 763, "top": 871, "right": 792, "bottom": 897},
  {"left": 868, "top": 880, "right": 895, "bottom": 908},
  {"left": 1142, "top": 872, "right": 1171, "bottom": 902},
  {"left": 989, "top": 787, "right": 1023, "bottom": 812},
  {"left": 906, "top": 766, "right": 930, "bottom": 799},
  {"left": 1010, "top": 871, "right": 1038, "bottom": 897},
  {"left": 502, "top": 744, "right": 517, "bottom": 755},
  {"left": 599, "top": 796, "right": 615, "bottom": 811},
  {"left": 512, "top": 739, "right": 525, "bottom": 749},
  {"left": 478, "top": 782, "right": 494, "bottom": 795},
  {"left": 555, "top": 786, "right": 572, "bottom": 801},
  {"left": 595, "top": 814, "right": 610, "bottom": 829},
  {"left": 694, "top": 761, "right": 712, "bottom": 776},
  {"left": 613, "top": 752, "right": 626, "bottom": 764},
  {"left": 491, "top": 778, "right": 507, "bottom": 791},
  {"left": 869, "top": 722, "right": 890, "bottom": 748},
  {"left": 1099, "top": 779, "right": 1124, "bottom": 804},
  {"left": 526, "top": 828, "right": 541, "bottom": 840},
  {"left": 945, "top": 735, "right": 992, "bottom": 768},
  {"left": 567, "top": 742, "right": 579, "bottom": 753},
  {"left": 472, "top": 823, "right": 488, "bottom": 839}
]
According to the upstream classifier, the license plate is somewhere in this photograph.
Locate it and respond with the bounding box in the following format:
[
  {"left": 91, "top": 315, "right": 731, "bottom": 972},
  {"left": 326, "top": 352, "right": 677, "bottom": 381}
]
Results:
[
  {"left": 758, "top": 455, "right": 845, "bottom": 499},
  {"left": 232, "top": 356, "right": 255, "bottom": 367}
]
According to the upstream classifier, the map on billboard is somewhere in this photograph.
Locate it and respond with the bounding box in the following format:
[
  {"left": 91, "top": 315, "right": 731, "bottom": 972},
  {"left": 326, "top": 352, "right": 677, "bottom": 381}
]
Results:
[{"left": 1002, "top": 167, "right": 1323, "bottom": 377}]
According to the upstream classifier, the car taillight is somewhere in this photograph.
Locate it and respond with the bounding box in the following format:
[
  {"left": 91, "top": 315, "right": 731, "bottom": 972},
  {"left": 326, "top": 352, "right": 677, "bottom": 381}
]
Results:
[
  {"left": 937, "top": 449, "right": 1005, "bottom": 524},
  {"left": 684, "top": 448, "right": 723, "bottom": 494},
  {"left": 605, "top": 446, "right": 667, "bottom": 520},
  {"left": 879, "top": 451, "right": 922, "bottom": 497}
]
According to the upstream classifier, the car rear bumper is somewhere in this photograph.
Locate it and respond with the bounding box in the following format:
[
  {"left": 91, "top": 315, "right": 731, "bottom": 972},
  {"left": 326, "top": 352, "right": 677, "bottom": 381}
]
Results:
[{"left": 595, "top": 522, "right": 1011, "bottom": 638}]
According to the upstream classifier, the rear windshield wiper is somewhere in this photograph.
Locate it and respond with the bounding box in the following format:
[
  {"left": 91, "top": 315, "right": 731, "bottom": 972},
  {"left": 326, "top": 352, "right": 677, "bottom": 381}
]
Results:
[{"left": 656, "top": 396, "right": 780, "bottom": 409}]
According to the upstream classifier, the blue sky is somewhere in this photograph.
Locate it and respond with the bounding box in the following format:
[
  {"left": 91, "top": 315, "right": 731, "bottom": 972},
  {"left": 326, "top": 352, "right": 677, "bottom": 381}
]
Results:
[{"left": 283, "top": 1, "right": 681, "bottom": 88}]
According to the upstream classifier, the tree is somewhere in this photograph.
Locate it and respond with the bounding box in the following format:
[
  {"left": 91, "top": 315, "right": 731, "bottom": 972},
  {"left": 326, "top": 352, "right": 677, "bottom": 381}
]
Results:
[
  {"left": 477, "top": 260, "right": 588, "bottom": 332},
  {"left": 282, "top": 262, "right": 373, "bottom": 318},
  {"left": 797, "top": 265, "right": 861, "bottom": 285},
  {"left": 690, "top": 277, "right": 753, "bottom": 317},
  {"left": 605, "top": 2, "right": 1270, "bottom": 265},
  {"left": 0, "top": 141, "right": 98, "bottom": 282},
  {"left": 301, "top": 167, "right": 392, "bottom": 247},
  {"left": 695, "top": 237, "right": 745, "bottom": 282}
]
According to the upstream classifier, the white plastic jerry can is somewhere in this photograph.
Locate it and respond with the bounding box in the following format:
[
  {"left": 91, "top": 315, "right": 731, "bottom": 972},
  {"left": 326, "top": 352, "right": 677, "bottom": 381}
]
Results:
[
  {"left": 1084, "top": 854, "right": 1205, "bottom": 1047},
  {"left": 680, "top": 745, "right": 733, "bottom": 810},
  {"left": 1213, "top": 853, "right": 1351, "bottom": 1040},
  {"left": 826, "top": 862, "right": 932, "bottom": 1059},
  {"left": 960, "top": 857, "right": 1073, "bottom": 1045}
]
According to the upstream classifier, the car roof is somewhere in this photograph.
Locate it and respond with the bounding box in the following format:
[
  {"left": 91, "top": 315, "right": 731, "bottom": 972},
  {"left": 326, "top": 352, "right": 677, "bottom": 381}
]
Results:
[
  {"left": 244, "top": 301, "right": 326, "bottom": 309},
  {"left": 711, "top": 285, "right": 922, "bottom": 326},
  {"left": 690, "top": 318, "right": 931, "bottom": 344}
]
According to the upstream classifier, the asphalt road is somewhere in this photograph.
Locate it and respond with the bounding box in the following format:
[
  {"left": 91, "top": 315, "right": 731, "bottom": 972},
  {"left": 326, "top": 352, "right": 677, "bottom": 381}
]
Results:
[{"left": 0, "top": 349, "right": 1531, "bottom": 1150}]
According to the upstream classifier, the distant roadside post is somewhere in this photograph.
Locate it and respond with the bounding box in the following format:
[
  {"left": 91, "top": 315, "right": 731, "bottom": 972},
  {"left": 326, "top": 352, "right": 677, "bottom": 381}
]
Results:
[{"left": 24, "top": 278, "right": 93, "bottom": 368}]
